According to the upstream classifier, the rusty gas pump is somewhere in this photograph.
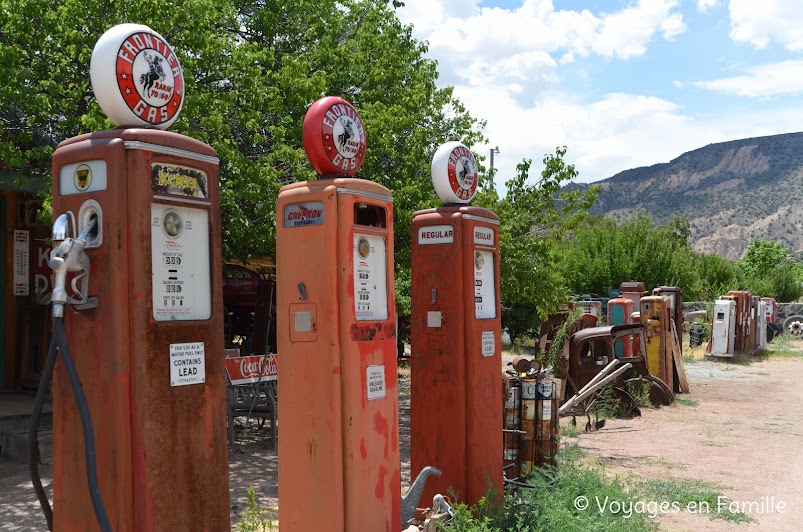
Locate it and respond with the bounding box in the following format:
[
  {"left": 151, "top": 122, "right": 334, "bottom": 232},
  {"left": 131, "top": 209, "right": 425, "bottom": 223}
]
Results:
[
  {"left": 277, "top": 97, "right": 433, "bottom": 532},
  {"left": 410, "top": 142, "right": 503, "bottom": 506},
  {"left": 639, "top": 296, "right": 674, "bottom": 394},
  {"left": 28, "top": 24, "right": 229, "bottom": 531}
]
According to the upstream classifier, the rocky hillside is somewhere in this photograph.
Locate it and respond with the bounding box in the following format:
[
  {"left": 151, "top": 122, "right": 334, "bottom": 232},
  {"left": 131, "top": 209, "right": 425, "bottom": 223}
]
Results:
[{"left": 577, "top": 132, "right": 803, "bottom": 259}]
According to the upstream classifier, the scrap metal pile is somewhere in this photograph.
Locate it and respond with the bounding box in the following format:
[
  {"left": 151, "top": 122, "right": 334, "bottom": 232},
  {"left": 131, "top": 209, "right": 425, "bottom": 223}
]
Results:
[{"left": 502, "top": 283, "right": 692, "bottom": 481}]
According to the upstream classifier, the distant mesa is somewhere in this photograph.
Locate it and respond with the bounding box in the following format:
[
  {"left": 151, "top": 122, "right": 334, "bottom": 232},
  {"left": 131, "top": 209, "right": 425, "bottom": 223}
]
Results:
[{"left": 571, "top": 132, "right": 803, "bottom": 260}]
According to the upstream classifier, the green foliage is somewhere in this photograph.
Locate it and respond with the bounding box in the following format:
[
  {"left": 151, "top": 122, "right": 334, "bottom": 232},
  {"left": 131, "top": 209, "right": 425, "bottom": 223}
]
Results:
[
  {"left": 444, "top": 445, "right": 654, "bottom": 531},
  {"left": 559, "top": 212, "right": 700, "bottom": 299},
  {"left": 694, "top": 252, "right": 738, "bottom": 300},
  {"left": 235, "top": 487, "right": 276, "bottom": 532},
  {"left": 737, "top": 238, "right": 789, "bottom": 278},
  {"left": 475, "top": 147, "right": 600, "bottom": 338},
  {"left": 0, "top": 0, "right": 484, "bottom": 318},
  {"left": 637, "top": 477, "right": 753, "bottom": 523},
  {"left": 625, "top": 380, "right": 652, "bottom": 409},
  {"left": 594, "top": 387, "right": 622, "bottom": 419},
  {"left": 539, "top": 307, "right": 582, "bottom": 371},
  {"left": 736, "top": 239, "right": 803, "bottom": 301}
]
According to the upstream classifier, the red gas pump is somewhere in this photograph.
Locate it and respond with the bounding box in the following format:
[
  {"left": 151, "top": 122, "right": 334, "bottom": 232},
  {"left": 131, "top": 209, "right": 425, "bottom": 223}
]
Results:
[
  {"left": 411, "top": 142, "right": 503, "bottom": 506},
  {"left": 276, "top": 97, "right": 403, "bottom": 532},
  {"left": 29, "top": 24, "right": 229, "bottom": 530}
]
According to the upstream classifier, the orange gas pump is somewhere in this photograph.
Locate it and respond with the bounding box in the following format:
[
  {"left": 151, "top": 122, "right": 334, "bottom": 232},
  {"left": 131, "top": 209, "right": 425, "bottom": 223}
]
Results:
[
  {"left": 410, "top": 142, "right": 503, "bottom": 506},
  {"left": 29, "top": 24, "right": 229, "bottom": 531},
  {"left": 276, "top": 97, "right": 402, "bottom": 532}
]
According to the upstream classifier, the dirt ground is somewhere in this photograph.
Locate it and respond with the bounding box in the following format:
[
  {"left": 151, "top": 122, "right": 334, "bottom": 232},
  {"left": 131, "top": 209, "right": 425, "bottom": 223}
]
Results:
[
  {"left": 568, "top": 342, "right": 803, "bottom": 532},
  {"left": 2, "top": 343, "right": 803, "bottom": 530}
]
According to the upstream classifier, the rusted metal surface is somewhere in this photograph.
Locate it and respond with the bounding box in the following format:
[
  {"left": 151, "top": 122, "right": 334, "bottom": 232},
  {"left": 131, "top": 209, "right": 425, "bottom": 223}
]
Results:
[
  {"left": 503, "top": 378, "right": 521, "bottom": 478},
  {"left": 411, "top": 205, "right": 503, "bottom": 506},
  {"left": 653, "top": 286, "right": 684, "bottom": 357},
  {"left": 727, "top": 290, "right": 752, "bottom": 352},
  {"left": 51, "top": 129, "right": 229, "bottom": 530},
  {"left": 607, "top": 298, "right": 635, "bottom": 358},
  {"left": 640, "top": 296, "right": 675, "bottom": 394},
  {"left": 534, "top": 380, "right": 558, "bottom": 467}
]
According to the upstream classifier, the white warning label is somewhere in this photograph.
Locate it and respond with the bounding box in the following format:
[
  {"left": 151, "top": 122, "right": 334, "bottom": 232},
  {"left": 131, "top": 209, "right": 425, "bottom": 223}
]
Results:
[
  {"left": 151, "top": 204, "right": 212, "bottom": 321},
  {"left": 481, "top": 331, "right": 495, "bottom": 356},
  {"left": 170, "top": 342, "right": 206, "bottom": 387},
  {"left": 366, "top": 365, "right": 386, "bottom": 400}
]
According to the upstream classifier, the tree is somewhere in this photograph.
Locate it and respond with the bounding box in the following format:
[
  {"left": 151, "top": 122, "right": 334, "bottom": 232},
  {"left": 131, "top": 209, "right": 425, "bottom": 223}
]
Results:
[
  {"left": 737, "top": 238, "right": 790, "bottom": 279},
  {"left": 737, "top": 238, "right": 802, "bottom": 301},
  {"left": 1, "top": 0, "right": 484, "bottom": 324},
  {"left": 474, "top": 147, "right": 600, "bottom": 341},
  {"left": 560, "top": 212, "right": 702, "bottom": 299}
]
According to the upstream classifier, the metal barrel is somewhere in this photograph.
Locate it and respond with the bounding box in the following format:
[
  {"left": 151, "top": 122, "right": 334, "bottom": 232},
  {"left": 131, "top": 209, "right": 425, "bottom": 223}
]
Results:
[
  {"left": 518, "top": 378, "right": 538, "bottom": 471},
  {"left": 503, "top": 379, "right": 521, "bottom": 477},
  {"left": 535, "top": 378, "right": 559, "bottom": 467}
]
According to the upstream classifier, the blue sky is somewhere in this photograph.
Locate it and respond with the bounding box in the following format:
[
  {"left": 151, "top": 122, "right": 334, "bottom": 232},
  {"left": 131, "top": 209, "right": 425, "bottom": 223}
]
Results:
[{"left": 395, "top": 0, "right": 803, "bottom": 184}]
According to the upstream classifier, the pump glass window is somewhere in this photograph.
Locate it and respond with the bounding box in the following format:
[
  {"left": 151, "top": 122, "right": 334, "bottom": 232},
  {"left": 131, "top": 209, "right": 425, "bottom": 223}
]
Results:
[
  {"left": 353, "top": 233, "right": 389, "bottom": 321},
  {"left": 474, "top": 250, "right": 496, "bottom": 319}
]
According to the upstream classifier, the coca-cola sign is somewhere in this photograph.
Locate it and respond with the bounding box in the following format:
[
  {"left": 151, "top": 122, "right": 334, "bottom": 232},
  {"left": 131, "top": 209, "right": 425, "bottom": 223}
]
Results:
[{"left": 224, "top": 354, "right": 278, "bottom": 385}]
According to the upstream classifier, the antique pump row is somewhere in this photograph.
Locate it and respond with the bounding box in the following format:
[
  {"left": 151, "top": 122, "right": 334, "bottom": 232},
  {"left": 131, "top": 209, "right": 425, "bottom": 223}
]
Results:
[{"left": 30, "top": 23, "right": 503, "bottom": 532}]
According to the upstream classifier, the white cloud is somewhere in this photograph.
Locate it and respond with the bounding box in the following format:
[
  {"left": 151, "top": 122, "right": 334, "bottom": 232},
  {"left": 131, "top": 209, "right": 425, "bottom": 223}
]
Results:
[
  {"left": 397, "top": 0, "right": 686, "bottom": 102},
  {"left": 693, "top": 60, "right": 803, "bottom": 97},
  {"left": 453, "top": 83, "right": 803, "bottom": 186},
  {"left": 728, "top": 0, "right": 803, "bottom": 50},
  {"left": 697, "top": 0, "right": 719, "bottom": 13},
  {"left": 392, "top": 1, "right": 803, "bottom": 187}
]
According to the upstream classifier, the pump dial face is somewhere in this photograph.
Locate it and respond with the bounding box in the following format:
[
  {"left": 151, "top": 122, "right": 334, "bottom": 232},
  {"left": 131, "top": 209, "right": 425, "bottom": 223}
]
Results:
[
  {"left": 475, "top": 251, "right": 485, "bottom": 270},
  {"left": 162, "top": 210, "right": 183, "bottom": 238},
  {"left": 357, "top": 237, "right": 371, "bottom": 258}
]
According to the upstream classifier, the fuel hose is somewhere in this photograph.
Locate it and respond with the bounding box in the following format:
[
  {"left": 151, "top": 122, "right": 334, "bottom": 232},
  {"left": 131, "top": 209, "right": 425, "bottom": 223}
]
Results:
[{"left": 28, "top": 316, "right": 112, "bottom": 531}]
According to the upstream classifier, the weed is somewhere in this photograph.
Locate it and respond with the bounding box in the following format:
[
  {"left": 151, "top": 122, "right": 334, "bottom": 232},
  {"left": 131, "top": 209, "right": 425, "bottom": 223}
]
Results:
[
  {"left": 674, "top": 397, "right": 699, "bottom": 407},
  {"left": 644, "top": 457, "right": 687, "bottom": 470},
  {"left": 636, "top": 477, "right": 754, "bottom": 523},
  {"left": 626, "top": 380, "right": 652, "bottom": 408},
  {"left": 595, "top": 387, "right": 622, "bottom": 419},
  {"left": 539, "top": 308, "right": 582, "bottom": 371},
  {"left": 235, "top": 487, "right": 277, "bottom": 532},
  {"left": 560, "top": 422, "right": 581, "bottom": 439},
  {"left": 441, "top": 444, "right": 654, "bottom": 531}
]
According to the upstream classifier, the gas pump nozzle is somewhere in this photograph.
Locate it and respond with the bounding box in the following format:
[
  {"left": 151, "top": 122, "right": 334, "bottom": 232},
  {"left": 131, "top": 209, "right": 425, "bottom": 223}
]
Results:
[{"left": 49, "top": 212, "right": 97, "bottom": 316}]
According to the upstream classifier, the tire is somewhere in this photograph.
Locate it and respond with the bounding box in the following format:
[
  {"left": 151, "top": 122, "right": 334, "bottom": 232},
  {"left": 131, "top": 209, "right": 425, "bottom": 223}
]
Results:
[{"left": 783, "top": 315, "right": 803, "bottom": 337}]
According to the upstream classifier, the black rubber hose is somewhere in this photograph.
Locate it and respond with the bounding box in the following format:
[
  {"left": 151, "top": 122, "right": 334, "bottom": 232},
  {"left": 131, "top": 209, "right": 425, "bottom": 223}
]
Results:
[
  {"left": 53, "top": 317, "right": 113, "bottom": 531},
  {"left": 28, "top": 335, "right": 58, "bottom": 531}
]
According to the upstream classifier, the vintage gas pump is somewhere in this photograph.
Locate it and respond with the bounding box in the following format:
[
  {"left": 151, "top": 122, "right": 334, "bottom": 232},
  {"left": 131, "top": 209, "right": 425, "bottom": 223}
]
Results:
[
  {"left": 756, "top": 300, "right": 768, "bottom": 349},
  {"left": 762, "top": 297, "right": 777, "bottom": 325},
  {"left": 28, "top": 24, "right": 229, "bottom": 530},
  {"left": 727, "top": 290, "right": 751, "bottom": 352},
  {"left": 410, "top": 142, "right": 503, "bottom": 506},
  {"left": 639, "top": 296, "right": 674, "bottom": 393},
  {"left": 749, "top": 296, "right": 761, "bottom": 349},
  {"left": 652, "top": 286, "right": 683, "bottom": 353},
  {"left": 276, "top": 97, "right": 403, "bottom": 531},
  {"left": 607, "top": 298, "right": 635, "bottom": 358},
  {"left": 710, "top": 299, "right": 737, "bottom": 357},
  {"left": 620, "top": 281, "right": 648, "bottom": 309}
]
